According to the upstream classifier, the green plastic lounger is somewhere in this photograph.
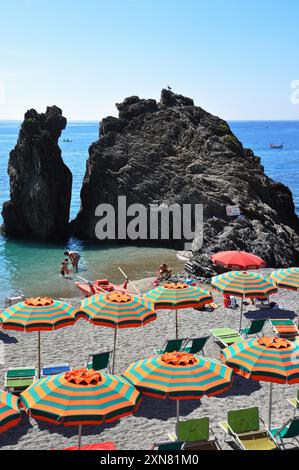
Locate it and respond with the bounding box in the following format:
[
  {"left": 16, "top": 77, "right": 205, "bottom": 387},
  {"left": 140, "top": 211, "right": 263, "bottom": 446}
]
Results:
[
  {"left": 5, "top": 367, "right": 36, "bottom": 394},
  {"left": 41, "top": 363, "right": 71, "bottom": 377},
  {"left": 218, "top": 406, "right": 279, "bottom": 450},
  {"left": 287, "top": 390, "right": 299, "bottom": 416},
  {"left": 168, "top": 417, "right": 221, "bottom": 450},
  {"left": 270, "top": 319, "right": 299, "bottom": 339},
  {"left": 270, "top": 417, "right": 299, "bottom": 449},
  {"left": 154, "top": 338, "right": 188, "bottom": 355},
  {"left": 210, "top": 327, "right": 244, "bottom": 348},
  {"left": 151, "top": 441, "right": 185, "bottom": 450},
  {"left": 181, "top": 336, "right": 210, "bottom": 356},
  {"left": 86, "top": 350, "right": 113, "bottom": 373},
  {"left": 240, "top": 319, "right": 267, "bottom": 338}
]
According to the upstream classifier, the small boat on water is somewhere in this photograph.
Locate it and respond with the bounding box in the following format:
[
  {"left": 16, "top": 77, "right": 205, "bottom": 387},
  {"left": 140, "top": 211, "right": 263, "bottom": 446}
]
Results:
[
  {"left": 270, "top": 144, "right": 283, "bottom": 149},
  {"left": 75, "top": 278, "right": 134, "bottom": 297}
]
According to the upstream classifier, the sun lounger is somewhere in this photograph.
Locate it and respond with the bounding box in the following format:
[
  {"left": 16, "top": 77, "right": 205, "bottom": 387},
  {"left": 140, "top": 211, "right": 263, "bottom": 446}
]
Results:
[
  {"left": 218, "top": 406, "right": 279, "bottom": 450},
  {"left": 210, "top": 327, "right": 244, "bottom": 348},
  {"left": 151, "top": 441, "right": 185, "bottom": 450},
  {"left": 168, "top": 417, "right": 221, "bottom": 450},
  {"left": 240, "top": 319, "right": 267, "bottom": 338},
  {"left": 154, "top": 338, "right": 188, "bottom": 355},
  {"left": 181, "top": 336, "right": 210, "bottom": 356},
  {"left": 287, "top": 390, "right": 299, "bottom": 416},
  {"left": 41, "top": 363, "right": 71, "bottom": 377},
  {"left": 270, "top": 417, "right": 299, "bottom": 449},
  {"left": 4, "top": 367, "right": 36, "bottom": 394},
  {"left": 86, "top": 350, "right": 112, "bottom": 373},
  {"left": 270, "top": 319, "right": 299, "bottom": 339}
]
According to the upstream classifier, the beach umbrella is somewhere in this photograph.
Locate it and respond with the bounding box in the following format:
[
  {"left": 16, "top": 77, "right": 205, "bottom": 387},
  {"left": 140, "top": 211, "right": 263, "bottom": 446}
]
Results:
[
  {"left": 20, "top": 367, "right": 140, "bottom": 449},
  {"left": 270, "top": 267, "right": 299, "bottom": 327},
  {"left": 0, "top": 390, "right": 21, "bottom": 433},
  {"left": 270, "top": 267, "right": 299, "bottom": 291},
  {"left": 143, "top": 282, "right": 213, "bottom": 338},
  {"left": 220, "top": 336, "right": 299, "bottom": 426},
  {"left": 80, "top": 291, "right": 156, "bottom": 373},
  {"left": 123, "top": 351, "right": 233, "bottom": 434},
  {"left": 211, "top": 271, "right": 277, "bottom": 331},
  {"left": 211, "top": 251, "right": 266, "bottom": 270},
  {"left": 0, "top": 297, "right": 78, "bottom": 378}
]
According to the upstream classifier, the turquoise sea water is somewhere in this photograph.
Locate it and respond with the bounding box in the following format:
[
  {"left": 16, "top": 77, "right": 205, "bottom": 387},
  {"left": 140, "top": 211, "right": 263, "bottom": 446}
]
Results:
[{"left": 0, "top": 120, "right": 298, "bottom": 303}]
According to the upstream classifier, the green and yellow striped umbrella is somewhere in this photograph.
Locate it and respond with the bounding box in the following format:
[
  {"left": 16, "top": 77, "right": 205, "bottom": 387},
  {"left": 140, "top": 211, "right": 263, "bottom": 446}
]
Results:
[
  {"left": 123, "top": 351, "right": 233, "bottom": 432},
  {"left": 21, "top": 368, "right": 140, "bottom": 449},
  {"left": 220, "top": 336, "right": 299, "bottom": 426},
  {"left": 270, "top": 267, "right": 299, "bottom": 291},
  {"left": 80, "top": 291, "right": 157, "bottom": 373},
  {"left": 0, "top": 297, "right": 78, "bottom": 378},
  {"left": 143, "top": 282, "right": 213, "bottom": 338},
  {"left": 0, "top": 391, "right": 21, "bottom": 433},
  {"left": 211, "top": 272, "right": 277, "bottom": 330}
]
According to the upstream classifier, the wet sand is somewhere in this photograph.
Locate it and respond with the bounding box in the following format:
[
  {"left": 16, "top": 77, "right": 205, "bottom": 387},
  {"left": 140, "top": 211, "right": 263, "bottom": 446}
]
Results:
[{"left": 0, "top": 269, "right": 298, "bottom": 450}]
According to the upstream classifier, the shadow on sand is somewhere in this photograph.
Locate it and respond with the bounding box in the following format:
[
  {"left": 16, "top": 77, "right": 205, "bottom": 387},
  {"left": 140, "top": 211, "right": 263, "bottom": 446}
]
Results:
[
  {"left": 244, "top": 308, "right": 297, "bottom": 321},
  {"left": 0, "top": 331, "right": 18, "bottom": 344}
]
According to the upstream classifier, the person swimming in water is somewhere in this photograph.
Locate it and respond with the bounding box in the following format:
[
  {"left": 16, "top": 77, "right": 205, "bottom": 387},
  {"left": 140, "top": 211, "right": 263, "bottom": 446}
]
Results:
[
  {"left": 64, "top": 250, "right": 81, "bottom": 272},
  {"left": 60, "top": 259, "right": 70, "bottom": 277}
]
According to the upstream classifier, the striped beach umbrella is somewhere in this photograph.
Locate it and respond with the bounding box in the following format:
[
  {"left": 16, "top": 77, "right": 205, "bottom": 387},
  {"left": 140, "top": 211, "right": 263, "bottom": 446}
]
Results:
[
  {"left": 211, "top": 271, "right": 277, "bottom": 331},
  {"left": 270, "top": 268, "right": 299, "bottom": 291},
  {"left": 143, "top": 282, "right": 213, "bottom": 338},
  {"left": 0, "top": 297, "right": 78, "bottom": 378},
  {"left": 211, "top": 251, "right": 266, "bottom": 270},
  {"left": 123, "top": 351, "right": 233, "bottom": 433},
  {"left": 220, "top": 336, "right": 299, "bottom": 426},
  {"left": 80, "top": 291, "right": 156, "bottom": 373},
  {"left": 21, "top": 367, "right": 140, "bottom": 449},
  {"left": 0, "top": 391, "right": 21, "bottom": 433}
]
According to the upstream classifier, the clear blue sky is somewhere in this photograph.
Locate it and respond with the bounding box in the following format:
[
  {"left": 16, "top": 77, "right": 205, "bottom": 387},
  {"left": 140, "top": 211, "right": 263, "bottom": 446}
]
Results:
[{"left": 1, "top": 0, "right": 299, "bottom": 121}]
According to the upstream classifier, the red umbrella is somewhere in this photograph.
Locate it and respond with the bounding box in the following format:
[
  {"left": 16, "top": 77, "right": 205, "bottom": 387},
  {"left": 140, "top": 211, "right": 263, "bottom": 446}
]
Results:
[{"left": 211, "top": 251, "right": 266, "bottom": 270}]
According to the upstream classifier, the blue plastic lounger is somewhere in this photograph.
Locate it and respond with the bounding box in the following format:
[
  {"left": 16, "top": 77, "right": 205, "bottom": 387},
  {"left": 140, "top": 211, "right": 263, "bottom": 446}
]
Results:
[{"left": 41, "top": 363, "right": 71, "bottom": 377}]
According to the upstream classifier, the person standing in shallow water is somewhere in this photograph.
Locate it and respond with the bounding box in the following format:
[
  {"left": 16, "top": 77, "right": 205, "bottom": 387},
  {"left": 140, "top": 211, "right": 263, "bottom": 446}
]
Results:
[{"left": 64, "top": 250, "right": 81, "bottom": 272}]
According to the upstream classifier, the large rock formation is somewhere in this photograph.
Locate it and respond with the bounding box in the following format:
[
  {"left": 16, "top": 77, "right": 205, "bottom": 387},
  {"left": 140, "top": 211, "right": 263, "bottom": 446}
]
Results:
[
  {"left": 72, "top": 89, "right": 299, "bottom": 271},
  {"left": 2, "top": 106, "right": 72, "bottom": 240}
]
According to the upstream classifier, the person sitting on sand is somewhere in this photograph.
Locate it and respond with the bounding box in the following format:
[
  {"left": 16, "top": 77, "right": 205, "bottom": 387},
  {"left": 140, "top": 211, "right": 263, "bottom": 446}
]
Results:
[
  {"left": 64, "top": 250, "right": 81, "bottom": 272},
  {"left": 60, "top": 259, "right": 70, "bottom": 277},
  {"left": 157, "top": 263, "right": 172, "bottom": 280}
]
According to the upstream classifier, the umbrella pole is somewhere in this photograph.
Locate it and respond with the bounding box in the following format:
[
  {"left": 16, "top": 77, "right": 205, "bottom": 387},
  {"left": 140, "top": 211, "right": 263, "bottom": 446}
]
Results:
[
  {"left": 78, "top": 424, "right": 83, "bottom": 450},
  {"left": 239, "top": 295, "right": 244, "bottom": 332},
  {"left": 176, "top": 400, "right": 180, "bottom": 437},
  {"left": 37, "top": 331, "right": 41, "bottom": 379},
  {"left": 268, "top": 382, "right": 273, "bottom": 427},
  {"left": 175, "top": 309, "right": 178, "bottom": 339},
  {"left": 112, "top": 328, "right": 118, "bottom": 374}
]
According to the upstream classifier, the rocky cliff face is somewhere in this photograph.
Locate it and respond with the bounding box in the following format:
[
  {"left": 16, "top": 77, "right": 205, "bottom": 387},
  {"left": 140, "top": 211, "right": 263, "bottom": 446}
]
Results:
[
  {"left": 2, "top": 106, "right": 72, "bottom": 240},
  {"left": 72, "top": 89, "right": 299, "bottom": 271}
]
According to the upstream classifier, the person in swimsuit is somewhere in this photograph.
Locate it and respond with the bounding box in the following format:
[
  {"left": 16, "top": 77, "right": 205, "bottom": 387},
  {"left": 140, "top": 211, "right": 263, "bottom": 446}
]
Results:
[
  {"left": 64, "top": 250, "right": 81, "bottom": 272},
  {"left": 157, "top": 263, "right": 172, "bottom": 280},
  {"left": 60, "top": 259, "right": 69, "bottom": 277}
]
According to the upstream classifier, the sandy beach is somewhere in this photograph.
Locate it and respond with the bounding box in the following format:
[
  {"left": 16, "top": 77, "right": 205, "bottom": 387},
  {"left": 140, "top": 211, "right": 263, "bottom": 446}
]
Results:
[{"left": 0, "top": 269, "right": 298, "bottom": 450}]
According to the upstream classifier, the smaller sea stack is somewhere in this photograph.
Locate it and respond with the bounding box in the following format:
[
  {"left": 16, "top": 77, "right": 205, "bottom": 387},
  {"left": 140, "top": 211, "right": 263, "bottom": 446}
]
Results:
[{"left": 2, "top": 106, "right": 72, "bottom": 240}]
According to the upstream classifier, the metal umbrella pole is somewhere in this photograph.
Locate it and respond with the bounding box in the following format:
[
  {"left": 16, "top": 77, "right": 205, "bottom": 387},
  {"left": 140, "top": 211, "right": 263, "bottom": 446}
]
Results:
[
  {"left": 176, "top": 400, "right": 180, "bottom": 437},
  {"left": 239, "top": 294, "right": 245, "bottom": 332},
  {"left": 37, "top": 331, "right": 41, "bottom": 379},
  {"left": 78, "top": 424, "right": 83, "bottom": 450},
  {"left": 268, "top": 382, "right": 273, "bottom": 427},
  {"left": 175, "top": 309, "right": 179, "bottom": 339},
  {"left": 112, "top": 327, "right": 118, "bottom": 374}
]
